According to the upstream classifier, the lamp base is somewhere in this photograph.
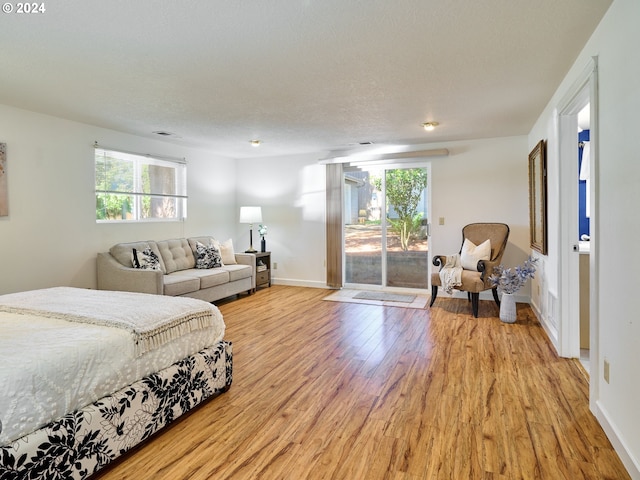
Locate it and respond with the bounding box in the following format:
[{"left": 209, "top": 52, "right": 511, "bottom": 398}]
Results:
[{"left": 245, "top": 229, "right": 257, "bottom": 254}]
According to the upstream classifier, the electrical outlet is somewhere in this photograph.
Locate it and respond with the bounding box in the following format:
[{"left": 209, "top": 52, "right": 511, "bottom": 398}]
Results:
[
  {"left": 439, "top": 217, "right": 445, "bottom": 225},
  {"left": 604, "top": 358, "right": 610, "bottom": 383},
  {"left": 273, "top": 262, "right": 278, "bottom": 269}
]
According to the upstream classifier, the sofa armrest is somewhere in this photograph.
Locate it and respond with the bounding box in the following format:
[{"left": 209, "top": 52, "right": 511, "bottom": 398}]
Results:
[
  {"left": 234, "top": 253, "right": 256, "bottom": 290},
  {"left": 97, "top": 252, "right": 164, "bottom": 294}
]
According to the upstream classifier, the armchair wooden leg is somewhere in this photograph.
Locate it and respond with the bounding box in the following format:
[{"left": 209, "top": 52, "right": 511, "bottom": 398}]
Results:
[
  {"left": 470, "top": 292, "right": 479, "bottom": 318},
  {"left": 430, "top": 285, "right": 438, "bottom": 307},
  {"left": 492, "top": 288, "right": 500, "bottom": 307}
]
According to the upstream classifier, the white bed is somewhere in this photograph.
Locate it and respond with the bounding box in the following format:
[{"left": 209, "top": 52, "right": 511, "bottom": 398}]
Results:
[{"left": 0, "top": 287, "right": 232, "bottom": 479}]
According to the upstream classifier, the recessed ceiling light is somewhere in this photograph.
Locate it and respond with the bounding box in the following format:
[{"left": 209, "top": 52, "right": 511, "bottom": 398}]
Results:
[
  {"left": 250, "top": 140, "right": 261, "bottom": 147},
  {"left": 422, "top": 122, "right": 439, "bottom": 131}
]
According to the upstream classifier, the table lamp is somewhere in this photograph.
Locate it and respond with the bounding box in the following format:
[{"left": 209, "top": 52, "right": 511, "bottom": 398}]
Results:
[{"left": 239, "top": 206, "right": 262, "bottom": 253}]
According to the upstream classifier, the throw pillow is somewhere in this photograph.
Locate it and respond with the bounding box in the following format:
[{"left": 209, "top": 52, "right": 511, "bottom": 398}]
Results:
[
  {"left": 460, "top": 238, "right": 491, "bottom": 271},
  {"left": 195, "top": 241, "right": 223, "bottom": 269},
  {"left": 131, "top": 246, "right": 161, "bottom": 270},
  {"left": 214, "top": 238, "right": 237, "bottom": 265}
]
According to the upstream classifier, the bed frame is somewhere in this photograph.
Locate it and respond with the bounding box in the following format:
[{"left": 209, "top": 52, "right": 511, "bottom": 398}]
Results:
[{"left": 0, "top": 340, "right": 232, "bottom": 480}]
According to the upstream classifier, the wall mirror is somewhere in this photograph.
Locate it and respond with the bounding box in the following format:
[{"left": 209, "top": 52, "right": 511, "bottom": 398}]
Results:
[{"left": 529, "top": 140, "right": 547, "bottom": 254}]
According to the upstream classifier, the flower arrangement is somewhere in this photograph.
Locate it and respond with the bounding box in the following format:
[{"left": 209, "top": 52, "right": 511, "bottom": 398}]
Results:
[
  {"left": 258, "top": 224, "right": 267, "bottom": 238},
  {"left": 489, "top": 256, "right": 538, "bottom": 294}
]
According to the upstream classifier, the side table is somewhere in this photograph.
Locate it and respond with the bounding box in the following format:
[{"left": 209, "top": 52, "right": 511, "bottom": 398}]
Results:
[{"left": 254, "top": 251, "right": 271, "bottom": 289}]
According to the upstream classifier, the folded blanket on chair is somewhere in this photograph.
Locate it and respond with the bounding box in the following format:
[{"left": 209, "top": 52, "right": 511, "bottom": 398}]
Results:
[{"left": 439, "top": 254, "right": 462, "bottom": 294}]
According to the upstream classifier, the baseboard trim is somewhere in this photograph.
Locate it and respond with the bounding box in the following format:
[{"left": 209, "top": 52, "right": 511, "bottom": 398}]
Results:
[
  {"left": 595, "top": 401, "right": 640, "bottom": 479},
  {"left": 271, "top": 278, "right": 329, "bottom": 289},
  {"left": 444, "top": 290, "right": 528, "bottom": 304},
  {"left": 531, "top": 301, "right": 559, "bottom": 354}
]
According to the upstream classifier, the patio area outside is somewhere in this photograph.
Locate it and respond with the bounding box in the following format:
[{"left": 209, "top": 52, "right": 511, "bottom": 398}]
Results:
[{"left": 345, "top": 224, "right": 429, "bottom": 288}]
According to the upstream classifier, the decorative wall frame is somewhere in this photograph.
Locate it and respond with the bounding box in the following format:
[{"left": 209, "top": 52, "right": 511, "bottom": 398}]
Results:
[
  {"left": 0, "top": 143, "right": 7, "bottom": 217},
  {"left": 528, "top": 140, "right": 547, "bottom": 254}
]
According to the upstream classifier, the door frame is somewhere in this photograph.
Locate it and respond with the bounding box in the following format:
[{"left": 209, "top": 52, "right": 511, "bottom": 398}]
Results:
[
  {"left": 343, "top": 161, "right": 432, "bottom": 293},
  {"left": 557, "top": 56, "right": 599, "bottom": 410}
]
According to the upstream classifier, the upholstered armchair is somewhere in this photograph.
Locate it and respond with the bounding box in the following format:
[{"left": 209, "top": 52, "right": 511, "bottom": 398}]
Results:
[{"left": 430, "top": 223, "right": 510, "bottom": 317}]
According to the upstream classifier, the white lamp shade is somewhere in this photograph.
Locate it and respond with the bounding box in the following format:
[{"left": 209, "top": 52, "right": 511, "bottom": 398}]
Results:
[{"left": 239, "top": 206, "right": 262, "bottom": 224}]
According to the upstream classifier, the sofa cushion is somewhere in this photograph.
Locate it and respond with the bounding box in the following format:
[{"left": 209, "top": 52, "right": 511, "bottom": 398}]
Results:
[
  {"left": 214, "top": 238, "right": 237, "bottom": 265},
  {"left": 224, "top": 264, "right": 252, "bottom": 282},
  {"left": 189, "top": 236, "right": 238, "bottom": 265},
  {"left": 182, "top": 268, "right": 230, "bottom": 289},
  {"left": 110, "top": 241, "right": 166, "bottom": 273},
  {"left": 188, "top": 238, "right": 223, "bottom": 269},
  {"left": 131, "top": 247, "right": 161, "bottom": 270},
  {"left": 163, "top": 272, "right": 200, "bottom": 296},
  {"left": 156, "top": 238, "right": 196, "bottom": 274},
  {"left": 195, "top": 241, "right": 223, "bottom": 269},
  {"left": 188, "top": 236, "right": 215, "bottom": 253}
]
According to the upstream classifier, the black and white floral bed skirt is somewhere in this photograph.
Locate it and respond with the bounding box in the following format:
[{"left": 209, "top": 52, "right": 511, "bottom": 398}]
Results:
[{"left": 0, "top": 341, "right": 232, "bottom": 480}]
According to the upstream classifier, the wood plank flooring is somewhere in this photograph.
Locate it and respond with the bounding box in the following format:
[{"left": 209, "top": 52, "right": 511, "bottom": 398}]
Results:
[{"left": 94, "top": 286, "right": 630, "bottom": 480}]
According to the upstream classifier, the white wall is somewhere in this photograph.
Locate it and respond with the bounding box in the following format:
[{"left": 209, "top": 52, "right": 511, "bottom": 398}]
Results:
[
  {"left": 426, "top": 136, "right": 531, "bottom": 300},
  {"left": 0, "top": 104, "right": 237, "bottom": 294},
  {"left": 236, "top": 153, "right": 327, "bottom": 288},
  {"left": 528, "top": 0, "right": 640, "bottom": 475}
]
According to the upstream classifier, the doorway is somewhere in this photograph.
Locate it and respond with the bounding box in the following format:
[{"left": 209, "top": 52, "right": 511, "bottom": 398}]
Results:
[
  {"left": 344, "top": 165, "right": 429, "bottom": 290},
  {"left": 557, "top": 57, "right": 599, "bottom": 405},
  {"left": 578, "top": 103, "right": 591, "bottom": 372}
]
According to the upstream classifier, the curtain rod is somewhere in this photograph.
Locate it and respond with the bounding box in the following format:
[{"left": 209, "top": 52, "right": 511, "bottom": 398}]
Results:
[
  {"left": 319, "top": 148, "right": 449, "bottom": 165},
  {"left": 94, "top": 141, "right": 187, "bottom": 164}
]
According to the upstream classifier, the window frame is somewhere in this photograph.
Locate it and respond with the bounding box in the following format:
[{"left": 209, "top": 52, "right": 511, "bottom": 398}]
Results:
[{"left": 94, "top": 146, "right": 187, "bottom": 223}]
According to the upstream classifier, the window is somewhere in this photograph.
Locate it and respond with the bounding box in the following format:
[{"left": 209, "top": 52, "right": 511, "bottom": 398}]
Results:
[{"left": 95, "top": 147, "right": 187, "bottom": 222}]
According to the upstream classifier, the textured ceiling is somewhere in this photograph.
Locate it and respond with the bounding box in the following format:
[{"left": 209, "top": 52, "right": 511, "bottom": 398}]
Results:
[{"left": 0, "top": 0, "right": 611, "bottom": 158}]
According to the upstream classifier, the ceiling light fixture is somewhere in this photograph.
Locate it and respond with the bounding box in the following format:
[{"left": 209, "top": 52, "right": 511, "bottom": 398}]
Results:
[
  {"left": 250, "top": 140, "right": 261, "bottom": 147},
  {"left": 422, "top": 122, "right": 439, "bottom": 131}
]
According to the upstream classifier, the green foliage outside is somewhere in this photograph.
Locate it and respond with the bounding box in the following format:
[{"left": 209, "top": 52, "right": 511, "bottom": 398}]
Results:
[
  {"left": 373, "top": 168, "right": 427, "bottom": 251},
  {"left": 95, "top": 155, "right": 152, "bottom": 220},
  {"left": 95, "top": 155, "right": 132, "bottom": 220}
]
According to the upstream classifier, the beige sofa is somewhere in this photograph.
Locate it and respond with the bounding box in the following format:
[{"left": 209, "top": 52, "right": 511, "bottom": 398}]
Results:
[{"left": 97, "top": 236, "right": 255, "bottom": 302}]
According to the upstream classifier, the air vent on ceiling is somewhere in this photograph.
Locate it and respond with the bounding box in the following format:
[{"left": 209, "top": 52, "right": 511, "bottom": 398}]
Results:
[{"left": 152, "top": 131, "right": 180, "bottom": 138}]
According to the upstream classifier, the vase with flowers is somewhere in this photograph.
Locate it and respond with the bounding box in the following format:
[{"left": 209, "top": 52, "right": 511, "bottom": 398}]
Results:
[
  {"left": 489, "top": 256, "right": 538, "bottom": 323},
  {"left": 258, "top": 224, "right": 267, "bottom": 252}
]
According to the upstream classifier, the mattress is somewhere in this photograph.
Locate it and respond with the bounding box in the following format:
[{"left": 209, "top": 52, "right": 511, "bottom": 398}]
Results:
[{"left": 0, "top": 295, "right": 225, "bottom": 445}]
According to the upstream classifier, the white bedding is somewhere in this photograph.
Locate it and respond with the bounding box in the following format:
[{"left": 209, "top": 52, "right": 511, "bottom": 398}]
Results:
[
  {"left": 0, "top": 304, "right": 225, "bottom": 445},
  {"left": 0, "top": 287, "right": 221, "bottom": 356}
]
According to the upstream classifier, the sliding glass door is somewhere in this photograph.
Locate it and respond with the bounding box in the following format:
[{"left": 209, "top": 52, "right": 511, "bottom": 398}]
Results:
[
  {"left": 344, "top": 168, "right": 383, "bottom": 285},
  {"left": 344, "top": 166, "right": 429, "bottom": 289}
]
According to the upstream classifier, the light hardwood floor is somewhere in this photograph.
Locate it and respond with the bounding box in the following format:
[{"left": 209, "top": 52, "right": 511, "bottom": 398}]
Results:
[{"left": 94, "top": 286, "right": 630, "bottom": 480}]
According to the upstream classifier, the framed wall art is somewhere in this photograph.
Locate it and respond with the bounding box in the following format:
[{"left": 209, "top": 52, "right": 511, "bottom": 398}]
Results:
[{"left": 528, "top": 140, "right": 547, "bottom": 254}]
